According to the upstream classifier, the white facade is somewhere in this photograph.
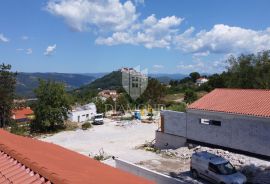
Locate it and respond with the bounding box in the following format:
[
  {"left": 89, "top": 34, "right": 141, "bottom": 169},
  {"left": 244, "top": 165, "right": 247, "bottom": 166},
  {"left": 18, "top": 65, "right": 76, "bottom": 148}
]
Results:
[
  {"left": 68, "top": 103, "right": 97, "bottom": 123},
  {"left": 196, "top": 78, "right": 209, "bottom": 86}
]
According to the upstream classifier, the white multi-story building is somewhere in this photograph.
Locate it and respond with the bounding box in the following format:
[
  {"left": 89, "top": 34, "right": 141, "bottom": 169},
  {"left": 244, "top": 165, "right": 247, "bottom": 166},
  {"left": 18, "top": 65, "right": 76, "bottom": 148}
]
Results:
[
  {"left": 121, "top": 67, "right": 148, "bottom": 100},
  {"left": 68, "top": 103, "right": 97, "bottom": 123}
]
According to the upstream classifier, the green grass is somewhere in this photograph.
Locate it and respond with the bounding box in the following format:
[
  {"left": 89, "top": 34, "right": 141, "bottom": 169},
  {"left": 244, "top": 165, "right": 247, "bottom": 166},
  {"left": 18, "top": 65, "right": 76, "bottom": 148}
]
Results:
[{"left": 163, "top": 93, "right": 184, "bottom": 101}]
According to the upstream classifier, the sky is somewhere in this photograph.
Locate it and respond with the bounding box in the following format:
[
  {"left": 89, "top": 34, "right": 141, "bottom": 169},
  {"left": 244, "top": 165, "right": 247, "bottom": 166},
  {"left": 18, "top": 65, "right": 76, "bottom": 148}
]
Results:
[{"left": 1, "top": 0, "right": 270, "bottom": 74}]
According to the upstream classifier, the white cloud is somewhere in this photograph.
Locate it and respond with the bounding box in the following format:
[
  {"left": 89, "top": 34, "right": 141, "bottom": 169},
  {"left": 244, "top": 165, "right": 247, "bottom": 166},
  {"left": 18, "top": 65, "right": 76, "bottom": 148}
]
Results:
[
  {"left": 46, "top": 0, "right": 138, "bottom": 32},
  {"left": 96, "top": 14, "right": 183, "bottom": 49},
  {"left": 44, "top": 44, "right": 57, "bottom": 56},
  {"left": 175, "top": 24, "right": 270, "bottom": 54},
  {"left": 21, "top": 36, "right": 29, "bottom": 40},
  {"left": 16, "top": 48, "right": 33, "bottom": 55},
  {"left": 26, "top": 48, "right": 33, "bottom": 54},
  {"left": 0, "top": 33, "right": 9, "bottom": 42},
  {"left": 16, "top": 48, "right": 24, "bottom": 52},
  {"left": 133, "top": 0, "right": 144, "bottom": 5},
  {"left": 153, "top": 64, "right": 164, "bottom": 69},
  {"left": 45, "top": 1, "right": 270, "bottom": 55},
  {"left": 193, "top": 51, "right": 210, "bottom": 57}
]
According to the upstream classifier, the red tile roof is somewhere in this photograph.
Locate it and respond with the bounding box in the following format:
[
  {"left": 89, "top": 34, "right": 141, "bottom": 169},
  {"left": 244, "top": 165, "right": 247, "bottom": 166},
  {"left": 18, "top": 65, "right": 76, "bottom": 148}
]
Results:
[
  {"left": 0, "top": 151, "right": 50, "bottom": 184},
  {"left": 12, "top": 108, "right": 34, "bottom": 120},
  {"left": 0, "top": 130, "right": 155, "bottom": 184},
  {"left": 188, "top": 89, "right": 270, "bottom": 118}
]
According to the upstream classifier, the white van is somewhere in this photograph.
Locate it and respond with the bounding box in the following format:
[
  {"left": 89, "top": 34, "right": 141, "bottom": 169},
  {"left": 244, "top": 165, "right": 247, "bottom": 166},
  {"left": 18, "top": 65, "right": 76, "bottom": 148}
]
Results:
[
  {"left": 93, "top": 113, "right": 104, "bottom": 125},
  {"left": 191, "top": 151, "right": 247, "bottom": 184}
]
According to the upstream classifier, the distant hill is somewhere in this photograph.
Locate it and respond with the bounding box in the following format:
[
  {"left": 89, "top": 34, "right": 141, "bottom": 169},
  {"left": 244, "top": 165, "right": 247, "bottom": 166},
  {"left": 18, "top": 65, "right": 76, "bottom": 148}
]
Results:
[
  {"left": 15, "top": 71, "right": 188, "bottom": 97},
  {"left": 80, "top": 73, "right": 108, "bottom": 78},
  {"left": 16, "top": 73, "right": 96, "bottom": 97},
  {"left": 76, "top": 71, "right": 122, "bottom": 92},
  {"left": 154, "top": 76, "right": 172, "bottom": 84},
  {"left": 149, "top": 73, "right": 187, "bottom": 80},
  {"left": 75, "top": 71, "right": 188, "bottom": 94}
]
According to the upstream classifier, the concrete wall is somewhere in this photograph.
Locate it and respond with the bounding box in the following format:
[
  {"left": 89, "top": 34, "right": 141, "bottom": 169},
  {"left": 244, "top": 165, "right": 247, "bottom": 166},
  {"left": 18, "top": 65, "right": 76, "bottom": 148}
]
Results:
[
  {"left": 161, "top": 110, "right": 187, "bottom": 137},
  {"left": 155, "top": 131, "right": 186, "bottom": 149},
  {"left": 187, "top": 109, "right": 270, "bottom": 157},
  {"left": 115, "top": 158, "right": 185, "bottom": 184}
]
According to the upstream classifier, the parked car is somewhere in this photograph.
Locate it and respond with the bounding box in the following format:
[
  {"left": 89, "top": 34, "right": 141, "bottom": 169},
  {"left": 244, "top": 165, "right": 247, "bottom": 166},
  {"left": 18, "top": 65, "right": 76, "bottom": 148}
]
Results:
[
  {"left": 191, "top": 151, "right": 247, "bottom": 184},
  {"left": 93, "top": 114, "right": 104, "bottom": 125}
]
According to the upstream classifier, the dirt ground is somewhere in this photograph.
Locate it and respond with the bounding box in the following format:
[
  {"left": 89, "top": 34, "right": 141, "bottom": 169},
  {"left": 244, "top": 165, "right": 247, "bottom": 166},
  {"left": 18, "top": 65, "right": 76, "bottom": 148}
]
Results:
[{"left": 40, "top": 119, "right": 270, "bottom": 184}]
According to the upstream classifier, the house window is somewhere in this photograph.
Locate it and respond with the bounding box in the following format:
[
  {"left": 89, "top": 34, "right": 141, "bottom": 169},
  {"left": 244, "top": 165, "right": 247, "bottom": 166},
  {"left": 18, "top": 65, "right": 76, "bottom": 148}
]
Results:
[{"left": 199, "top": 118, "right": 221, "bottom": 126}]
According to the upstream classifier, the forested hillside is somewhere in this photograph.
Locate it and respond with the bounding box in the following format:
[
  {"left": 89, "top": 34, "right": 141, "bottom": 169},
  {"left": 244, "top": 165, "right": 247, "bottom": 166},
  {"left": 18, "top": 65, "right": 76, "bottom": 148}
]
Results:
[{"left": 16, "top": 73, "right": 96, "bottom": 97}]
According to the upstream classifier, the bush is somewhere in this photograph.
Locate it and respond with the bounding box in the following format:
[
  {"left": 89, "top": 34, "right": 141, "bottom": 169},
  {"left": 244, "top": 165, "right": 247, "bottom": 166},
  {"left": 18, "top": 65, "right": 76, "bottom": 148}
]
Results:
[
  {"left": 120, "top": 116, "right": 133, "bottom": 121},
  {"left": 82, "top": 122, "right": 92, "bottom": 130},
  {"left": 64, "top": 121, "right": 79, "bottom": 131},
  {"left": 184, "top": 89, "right": 198, "bottom": 104},
  {"left": 10, "top": 122, "right": 29, "bottom": 136},
  {"left": 93, "top": 149, "right": 111, "bottom": 161},
  {"left": 167, "top": 103, "right": 187, "bottom": 112}
]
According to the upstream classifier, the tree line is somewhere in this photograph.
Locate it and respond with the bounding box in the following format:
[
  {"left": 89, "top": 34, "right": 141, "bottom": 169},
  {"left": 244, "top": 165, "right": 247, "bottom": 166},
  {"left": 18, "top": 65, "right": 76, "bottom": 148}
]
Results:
[{"left": 1, "top": 50, "right": 269, "bottom": 133}]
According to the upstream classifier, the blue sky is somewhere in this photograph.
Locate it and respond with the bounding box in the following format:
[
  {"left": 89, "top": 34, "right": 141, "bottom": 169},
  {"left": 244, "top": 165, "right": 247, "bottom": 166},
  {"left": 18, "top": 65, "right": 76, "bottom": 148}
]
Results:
[{"left": 1, "top": 0, "right": 270, "bottom": 74}]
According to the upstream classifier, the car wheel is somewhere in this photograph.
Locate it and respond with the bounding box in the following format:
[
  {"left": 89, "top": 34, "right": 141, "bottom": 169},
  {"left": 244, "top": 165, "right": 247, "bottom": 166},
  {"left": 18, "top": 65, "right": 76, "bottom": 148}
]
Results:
[{"left": 191, "top": 169, "right": 199, "bottom": 179}]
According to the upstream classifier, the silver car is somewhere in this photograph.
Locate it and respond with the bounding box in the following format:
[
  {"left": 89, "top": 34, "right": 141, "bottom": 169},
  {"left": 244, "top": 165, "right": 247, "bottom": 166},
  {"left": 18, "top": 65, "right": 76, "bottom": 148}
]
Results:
[{"left": 191, "top": 151, "right": 247, "bottom": 184}]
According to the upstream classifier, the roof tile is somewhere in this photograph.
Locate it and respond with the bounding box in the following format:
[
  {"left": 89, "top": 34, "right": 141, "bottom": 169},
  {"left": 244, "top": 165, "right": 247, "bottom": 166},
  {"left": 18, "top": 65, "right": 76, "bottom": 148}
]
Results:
[
  {"left": 0, "top": 130, "right": 155, "bottom": 184},
  {"left": 188, "top": 88, "right": 270, "bottom": 118}
]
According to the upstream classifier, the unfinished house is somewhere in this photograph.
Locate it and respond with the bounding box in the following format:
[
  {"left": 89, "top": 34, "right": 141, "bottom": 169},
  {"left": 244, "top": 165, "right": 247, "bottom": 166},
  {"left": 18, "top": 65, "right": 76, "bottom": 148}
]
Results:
[{"left": 157, "top": 89, "right": 270, "bottom": 157}]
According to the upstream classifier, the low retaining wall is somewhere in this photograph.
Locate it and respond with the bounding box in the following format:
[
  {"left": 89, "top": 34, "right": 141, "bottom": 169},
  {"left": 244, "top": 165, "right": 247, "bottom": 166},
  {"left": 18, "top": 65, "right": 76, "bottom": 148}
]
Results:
[
  {"left": 114, "top": 158, "right": 185, "bottom": 184},
  {"left": 155, "top": 131, "right": 187, "bottom": 149}
]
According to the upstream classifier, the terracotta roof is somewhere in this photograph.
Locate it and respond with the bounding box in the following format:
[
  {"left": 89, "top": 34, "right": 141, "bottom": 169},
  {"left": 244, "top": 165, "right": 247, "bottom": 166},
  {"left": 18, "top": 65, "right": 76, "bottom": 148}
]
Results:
[
  {"left": 0, "top": 151, "right": 50, "bottom": 184},
  {"left": 188, "top": 88, "right": 270, "bottom": 118},
  {"left": 0, "top": 130, "right": 155, "bottom": 184},
  {"left": 12, "top": 108, "right": 34, "bottom": 120}
]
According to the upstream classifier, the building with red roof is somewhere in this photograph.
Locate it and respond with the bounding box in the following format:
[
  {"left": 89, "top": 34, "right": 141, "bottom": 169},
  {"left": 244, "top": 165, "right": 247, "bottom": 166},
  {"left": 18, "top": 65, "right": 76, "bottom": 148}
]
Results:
[
  {"left": 0, "top": 129, "right": 155, "bottom": 184},
  {"left": 12, "top": 107, "right": 34, "bottom": 123},
  {"left": 158, "top": 89, "right": 270, "bottom": 158},
  {"left": 188, "top": 88, "right": 270, "bottom": 118}
]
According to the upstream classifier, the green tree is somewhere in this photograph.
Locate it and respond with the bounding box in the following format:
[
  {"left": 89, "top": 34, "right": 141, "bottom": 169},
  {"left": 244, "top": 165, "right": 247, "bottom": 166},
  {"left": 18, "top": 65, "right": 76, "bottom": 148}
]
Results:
[
  {"left": 140, "top": 78, "right": 166, "bottom": 105},
  {"left": 189, "top": 72, "right": 201, "bottom": 83},
  {"left": 207, "top": 73, "right": 226, "bottom": 90},
  {"left": 167, "top": 102, "right": 187, "bottom": 112},
  {"left": 115, "top": 94, "right": 129, "bottom": 112},
  {"left": 0, "top": 64, "right": 16, "bottom": 128},
  {"left": 105, "top": 97, "right": 115, "bottom": 111},
  {"left": 94, "top": 98, "right": 106, "bottom": 113},
  {"left": 184, "top": 89, "right": 198, "bottom": 104},
  {"left": 254, "top": 51, "right": 270, "bottom": 89},
  {"left": 31, "top": 80, "right": 71, "bottom": 132},
  {"left": 226, "top": 54, "right": 256, "bottom": 88}
]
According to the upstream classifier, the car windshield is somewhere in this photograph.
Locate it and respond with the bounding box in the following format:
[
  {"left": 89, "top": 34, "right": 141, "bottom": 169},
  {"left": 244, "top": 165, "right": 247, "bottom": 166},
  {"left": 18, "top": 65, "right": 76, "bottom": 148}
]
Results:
[
  {"left": 95, "top": 115, "right": 103, "bottom": 119},
  {"left": 216, "top": 162, "right": 237, "bottom": 175}
]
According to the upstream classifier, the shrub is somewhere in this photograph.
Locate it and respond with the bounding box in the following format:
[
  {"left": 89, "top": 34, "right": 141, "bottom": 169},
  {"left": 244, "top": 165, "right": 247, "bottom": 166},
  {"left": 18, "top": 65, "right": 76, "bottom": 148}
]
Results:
[
  {"left": 120, "top": 116, "right": 133, "bottom": 121},
  {"left": 64, "top": 121, "right": 79, "bottom": 131},
  {"left": 93, "top": 149, "right": 111, "bottom": 161},
  {"left": 82, "top": 122, "right": 92, "bottom": 130},
  {"left": 10, "top": 122, "right": 29, "bottom": 136},
  {"left": 167, "top": 103, "right": 187, "bottom": 112},
  {"left": 184, "top": 89, "right": 198, "bottom": 104}
]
